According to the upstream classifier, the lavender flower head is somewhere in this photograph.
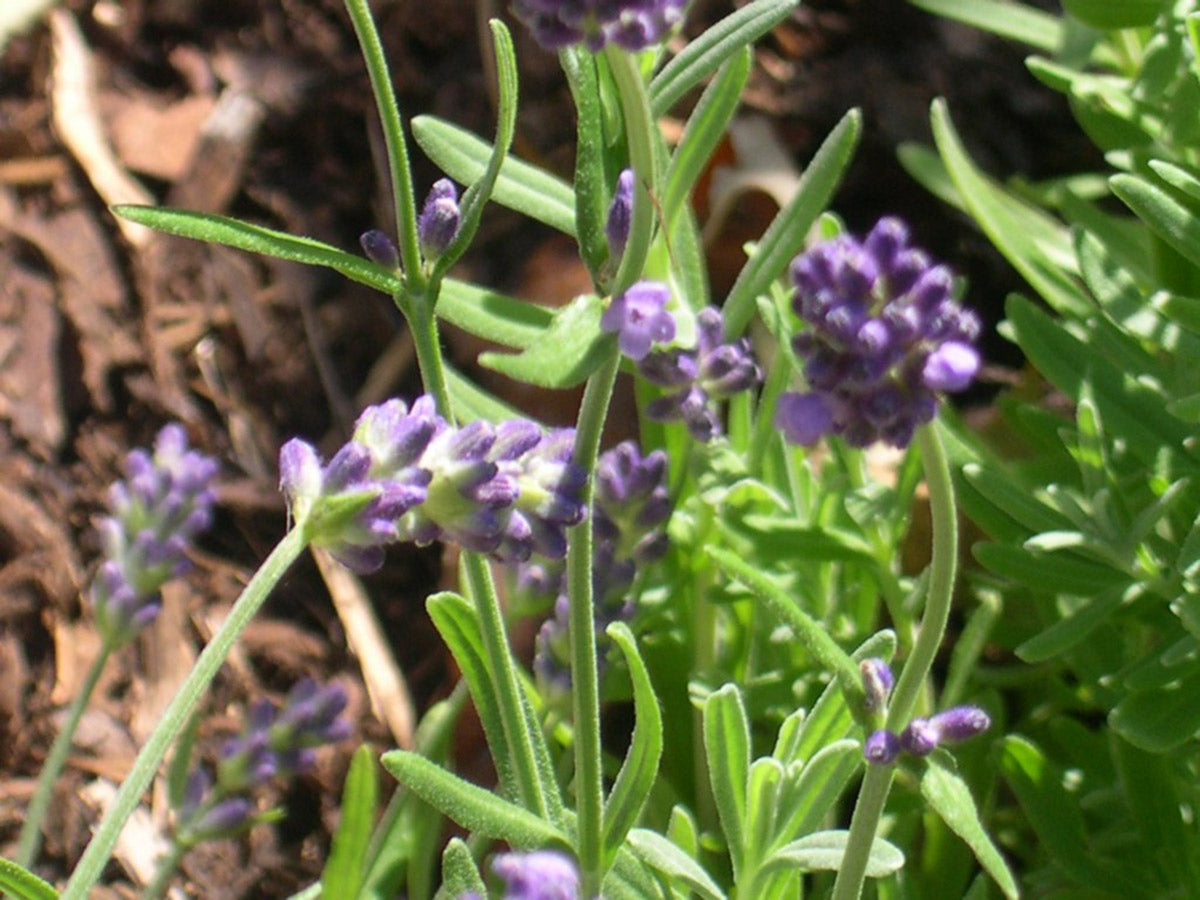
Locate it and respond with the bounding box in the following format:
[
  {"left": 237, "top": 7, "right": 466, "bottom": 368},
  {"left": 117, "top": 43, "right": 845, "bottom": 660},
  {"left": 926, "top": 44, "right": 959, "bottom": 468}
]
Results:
[
  {"left": 898, "top": 705, "right": 992, "bottom": 758},
  {"left": 418, "top": 178, "right": 461, "bottom": 259},
  {"left": 601, "top": 280, "right": 677, "bottom": 361},
  {"left": 513, "top": 0, "right": 688, "bottom": 52},
  {"left": 864, "top": 728, "right": 901, "bottom": 765},
  {"left": 280, "top": 397, "right": 436, "bottom": 573},
  {"left": 776, "top": 217, "right": 982, "bottom": 448},
  {"left": 492, "top": 849, "right": 581, "bottom": 900},
  {"left": 92, "top": 424, "right": 218, "bottom": 647},
  {"left": 177, "top": 679, "right": 350, "bottom": 846},
  {"left": 639, "top": 305, "right": 762, "bottom": 441},
  {"left": 361, "top": 229, "right": 400, "bottom": 270}
]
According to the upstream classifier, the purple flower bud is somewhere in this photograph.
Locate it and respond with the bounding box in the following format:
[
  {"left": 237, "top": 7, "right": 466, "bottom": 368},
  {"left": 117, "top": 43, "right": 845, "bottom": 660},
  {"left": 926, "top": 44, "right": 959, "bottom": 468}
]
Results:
[
  {"left": 782, "top": 218, "right": 982, "bottom": 448},
  {"left": 91, "top": 424, "right": 218, "bottom": 646},
  {"left": 188, "top": 797, "right": 254, "bottom": 839},
  {"left": 601, "top": 281, "right": 676, "bottom": 361},
  {"left": 513, "top": 0, "right": 687, "bottom": 51},
  {"left": 606, "top": 169, "right": 634, "bottom": 260},
  {"left": 860, "top": 658, "right": 894, "bottom": 713},
  {"left": 360, "top": 229, "right": 400, "bottom": 269},
  {"left": 418, "top": 178, "right": 461, "bottom": 259},
  {"left": 492, "top": 849, "right": 581, "bottom": 900},
  {"left": 775, "top": 392, "right": 834, "bottom": 446},
  {"left": 899, "top": 718, "right": 940, "bottom": 757},
  {"left": 929, "top": 705, "right": 991, "bottom": 742},
  {"left": 864, "top": 729, "right": 901, "bottom": 765}
]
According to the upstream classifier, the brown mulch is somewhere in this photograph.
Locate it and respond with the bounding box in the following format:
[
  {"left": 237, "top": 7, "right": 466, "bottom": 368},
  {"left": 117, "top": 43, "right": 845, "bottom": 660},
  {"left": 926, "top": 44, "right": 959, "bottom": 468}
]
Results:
[{"left": 0, "top": 0, "right": 1083, "bottom": 895}]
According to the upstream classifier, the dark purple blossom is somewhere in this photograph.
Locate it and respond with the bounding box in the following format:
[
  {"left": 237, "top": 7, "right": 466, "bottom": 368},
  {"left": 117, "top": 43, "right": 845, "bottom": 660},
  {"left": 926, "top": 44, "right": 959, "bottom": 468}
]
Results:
[
  {"left": 492, "top": 849, "right": 581, "bottom": 900},
  {"left": 898, "top": 705, "right": 991, "bottom": 757},
  {"left": 639, "top": 305, "right": 762, "bottom": 440},
  {"left": 606, "top": 168, "right": 634, "bottom": 261},
  {"left": 776, "top": 217, "right": 982, "bottom": 448},
  {"left": 512, "top": 0, "right": 688, "bottom": 51},
  {"left": 361, "top": 229, "right": 400, "bottom": 270},
  {"left": 864, "top": 729, "right": 901, "bottom": 765},
  {"left": 418, "top": 178, "right": 461, "bottom": 259},
  {"left": 91, "top": 425, "right": 218, "bottom": 647},
  {"left": 601, "top": 281, "right": 676, "bottom": 361}
]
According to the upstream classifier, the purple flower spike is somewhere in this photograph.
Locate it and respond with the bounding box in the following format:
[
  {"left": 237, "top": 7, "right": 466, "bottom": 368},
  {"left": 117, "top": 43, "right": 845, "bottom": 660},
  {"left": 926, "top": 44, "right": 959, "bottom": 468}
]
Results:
[
  {"left": 492, "top": 426, "right": 587, "bottom": 562},
  {"left": 780, "top": 217, "right": 983, "bottom": 448},
  {"left": 418, "top": 178, "right": 461, "bottom": 259},
  {"left": 91, "top": 424, "right": 218, "bottom": 647},
  {"left": 606, "top": 168, "right": 634, "bottom": 260},
  {"left": 930, "top": 705, "right": 991, "bottom": 742},
  {"left": 864, "top": 729, "right": 901, "bottom": 765},
  {"left": 513, "top": 0, "right": 687, "bottom": 51},
  {"left": 492, "top": 849, "right": 581, "bottom": 900},
  {"left": 639, "top": 305, "right": 762, "bottom": 441},
  {"left": 601, "top": 281, "right": 676, "bottom": 361},
  {"left": 860, "top": 658, "right": 894, "bottom": 713}
]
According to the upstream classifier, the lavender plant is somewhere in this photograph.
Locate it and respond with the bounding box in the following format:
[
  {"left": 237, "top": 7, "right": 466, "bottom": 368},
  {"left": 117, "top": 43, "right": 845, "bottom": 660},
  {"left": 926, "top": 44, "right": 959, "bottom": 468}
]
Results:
[{"left": 0, "top": 0, "right": 1100, "bottom": 897}]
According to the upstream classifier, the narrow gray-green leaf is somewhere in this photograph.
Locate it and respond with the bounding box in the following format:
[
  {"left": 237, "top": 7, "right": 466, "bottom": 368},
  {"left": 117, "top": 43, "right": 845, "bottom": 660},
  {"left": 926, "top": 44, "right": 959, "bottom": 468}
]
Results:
[
  {"left": 627, "top": 829, "right": 727, "bottom": 900},
  {"left": 1111, "top": 173, "right": 1200, "bottom": 272},
  {"left": 1110, "top": 662, "right": 1200, "bottom": 753},
  {"left": 1016, "top": 586, "right": 1126, "bottom": 663},
  {"left": 760, "top": 830, "right": 904, "bottom": 878},
  {"left": 603, "top": 622, "right": 664, "bottom": 862},
  {"left": 438, "top": 279, "right": 554, "bottom": 349},
  {"left": 446, "top": 363, "right": 522, "bottom": 424},
  {"left": 723, "top": 108, "right": 861, "bottom": 337},
  {"left": 1062, "top": 0, "right": 1166, "bottom": 28},
  {"left": 439, "top": 838, "right": 486, "bottom": 900},
  {"left": 773, "top": 739, "right": 861, "bottom": 845},
  {"left": 921, "top": 755, "right": 1019, "bottom": 899},
  {"left": 909, "top": 0, "right": 1063, "bottom": 50},
  {"left": 380, "top": 750, "right": 566, "bottom": 846},
  {"left": 411, "top": 115, "right": 576, "bottom": 235},
  {"left": 703, "top": 684, "right": 751, "bottom": 878},
  {"left": 322, "top": 744, "right": 378, "bottom": 900},
  {"left": 650, "top": 0, "right": 799, "bottom": 117},
  {"left": 561, "top": 45, "right": 609, "bottom": 278},
  {"left": 0, "top": 858, "right": 59, "bottom": 900},
  {"left": 479, "top": 293, "right": 609, "bottom": 388}
]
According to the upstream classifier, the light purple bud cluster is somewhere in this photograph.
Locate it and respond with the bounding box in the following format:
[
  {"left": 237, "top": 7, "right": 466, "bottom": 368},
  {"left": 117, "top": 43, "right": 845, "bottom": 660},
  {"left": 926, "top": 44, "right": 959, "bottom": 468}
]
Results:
[
  {"left": 605, "top": 169, "right": 634, "bottom": 261},
  {"left": 601, "top": 280, "right": 676, "bottom": 361},
  {"left": 638, "top": 305, "right": 762, "bottom": 441},
  {"left": 175, "top": 679, "right": 350, "bottom": 845},
  {"left": 512, "top": 0, "right": 688, "bottom": 51},
  {"left": 418, "top": 178, "right": 462, "bottom": 260},
  {"left": 863, "top": 705, "right": 991, "bottom": 765},
  {"left": 533, "top": 441, "right": 672, "bottom": 693},
  {"left": 776, "top": 217, "right": 982, "bottom": 449},
  {"left": 280, "top": 396, "right": 586, "bottom": 572},
  {"left": 491, "top": 850, "right": 581, "bottom": 900},
  {"left": 91, "top": 424, "right": 218, "bottom": 647}
]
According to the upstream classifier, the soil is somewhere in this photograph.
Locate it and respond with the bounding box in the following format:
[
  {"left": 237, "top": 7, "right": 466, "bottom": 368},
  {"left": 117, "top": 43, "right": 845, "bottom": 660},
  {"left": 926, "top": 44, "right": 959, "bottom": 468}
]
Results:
[{"left": 0, "top": 0, "right": 1081, "bottom": 895}]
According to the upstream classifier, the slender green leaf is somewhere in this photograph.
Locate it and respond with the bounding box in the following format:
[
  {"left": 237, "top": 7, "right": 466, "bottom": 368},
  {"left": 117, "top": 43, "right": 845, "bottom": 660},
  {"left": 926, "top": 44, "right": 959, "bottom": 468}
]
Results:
[
  {"left": 909, "top": 0, "right": 1063, "bottom": 51},
  {"left": 438, "top": 279, "right": 554, "bottom": 349},
  {"left": 426, "top": 592, "right": 517, "bottom": 798},
  {"left": 411, "top": 116, "right": 576, "bottom": 235},
  {"left": 479, "top": 293, "right": 609, "bottom": 388},
  {"left": 649, "top": 0, "right": 799, "bottom": 117},
  {"left": 1111, "top": 173, "right": 1200, "bottom": 272},
  {"left": 322, "top": 744, "right": 379, "bottom": 900},
  {"left": 1149, "top": 159, "right": 1200, "bottom": 204},
  {"left": 1015, "top": 586, "right": 1127, "bottom": 662},
  {"left": 745, "top": 758, "right": 784, "bottom": 867},
  {"left": 432, "top": 20, "right": 518, "bottom": 281},
  {"left": 662, "top": 47, "right": 751, "bottom": 222},
  {"left": 723, "top": 109, "right": 861, "bottom": 336},
  {"left": 931, "top": 100, "right": 1090, "bottom": 317},
  {"left": 603, "top": 623, "right": 664, "bottom": 863},
  {"left": 627, "top": 829, "right": 727, "bottom": 900},
  {"left": 760, "top": 830, "right": 904, "bottom": 878},
  {"left": 1110, "top": 662, "right": 1200, "bottom": 752},
  {"left": 561, "top": 46, "right": 609, "bottom": 279},
  {"left": 921, "top": 755, "right": 1019, "bottom": 900},
  {"left": 380, "top": 751, "right": 566, "bottom": 846},
  {"left": 439, "top": 838, "right": 486, "bottom": 900},
  {"left": 973, "top": 542, "right": 1127, "bottom": 594},
  {"left": 0, "top": 859, "right": 59, "bottom": 900},
  {"left": 704, "top": 685, "right": 751, "bottom": 877},
  {"left": 446, "top": 363, "right": 522, "bottom": 424},
  {"left": 1062, "top": 0, "right": 1167, "bottom": 29},
  {"left": 773, "top": 739, "right": 861, "bottom": 845}
]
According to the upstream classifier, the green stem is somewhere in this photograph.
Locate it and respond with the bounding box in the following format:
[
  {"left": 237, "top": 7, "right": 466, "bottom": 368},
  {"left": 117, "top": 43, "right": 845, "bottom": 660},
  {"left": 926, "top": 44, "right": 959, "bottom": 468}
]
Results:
[
  {"left": 140, "top": 841, "right": 187, "bottom": 900},
  {"left": 831, "top": 423, "right": 958, "bottom": 900},
  {"left": 61, "top": 528, "right": 310, "bottom": 900},
  {"left": 406, "top": 300, "right": 453, "bottom": 418},
  {"left": 604, "top": 47, "right": 658, "bottom": 297},
  {"left": 16, "top": 642, "right": 113, "bottom": 867},
  {"left": 566, "top": 350, "right": 621, "bottom": 895},
  {"left": 343, "top": 0, "right": 423, "bottom": 286}
]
